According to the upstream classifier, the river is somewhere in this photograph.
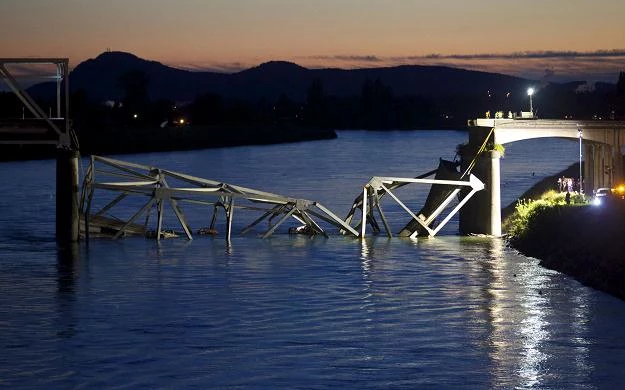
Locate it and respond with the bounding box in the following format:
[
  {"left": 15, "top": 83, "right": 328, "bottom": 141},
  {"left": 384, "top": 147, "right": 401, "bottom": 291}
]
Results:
[{"left": 1, "top": 130, "right": 624, "bottom": 389}]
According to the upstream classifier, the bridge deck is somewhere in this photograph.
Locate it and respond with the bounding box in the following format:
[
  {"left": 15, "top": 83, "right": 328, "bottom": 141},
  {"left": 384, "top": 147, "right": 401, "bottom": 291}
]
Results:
[{"left": 469, "top": 119, "right": 625, "bottom": 145}]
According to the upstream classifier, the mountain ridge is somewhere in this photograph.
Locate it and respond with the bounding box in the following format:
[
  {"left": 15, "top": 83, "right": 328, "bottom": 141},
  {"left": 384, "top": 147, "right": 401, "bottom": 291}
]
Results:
[{"left": 27, "top": 50, "right": 564, "bottom": 103}]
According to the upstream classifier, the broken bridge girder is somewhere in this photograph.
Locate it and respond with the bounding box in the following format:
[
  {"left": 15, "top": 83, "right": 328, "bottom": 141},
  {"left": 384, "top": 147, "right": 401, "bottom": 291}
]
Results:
[
  {"left": 82, "top": 155, "right": 360, "bottom": 241},
  {"left": 347, "top": 172, "right": 484, "bottom": 239}
]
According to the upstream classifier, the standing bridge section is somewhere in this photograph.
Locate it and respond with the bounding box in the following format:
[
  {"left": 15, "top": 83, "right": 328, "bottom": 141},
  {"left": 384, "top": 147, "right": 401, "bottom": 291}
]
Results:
[
  {"left": 460, "top": 118, "right": 625, "bottom": 236},
  {"left": 0, "top": 58, "right": 80, "bottom": 244}
]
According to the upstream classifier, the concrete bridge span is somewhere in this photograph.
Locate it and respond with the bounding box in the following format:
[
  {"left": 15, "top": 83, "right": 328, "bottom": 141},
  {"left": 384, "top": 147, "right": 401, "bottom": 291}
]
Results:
[
  {"left": 471, "top": 118, "right": 625, "bottom": 145},
  {"left": 460, "top": 119, "right": 625, "bottom": 237}
]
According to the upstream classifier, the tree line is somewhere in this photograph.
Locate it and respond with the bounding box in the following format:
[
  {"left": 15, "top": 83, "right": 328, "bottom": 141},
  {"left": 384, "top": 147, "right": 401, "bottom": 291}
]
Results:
[{"left": 2, "top": 70, "right": 625, "bottom": 130}]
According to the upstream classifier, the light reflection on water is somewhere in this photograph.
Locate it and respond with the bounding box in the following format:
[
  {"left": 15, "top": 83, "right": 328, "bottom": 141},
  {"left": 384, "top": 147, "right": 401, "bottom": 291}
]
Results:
[{"left": 1, "top": 131, "right": 625, "bottom": 388}]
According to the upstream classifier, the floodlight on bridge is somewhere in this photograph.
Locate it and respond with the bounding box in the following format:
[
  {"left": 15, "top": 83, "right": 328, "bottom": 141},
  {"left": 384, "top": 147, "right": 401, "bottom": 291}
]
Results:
[{"left": 527, "top": 88, "right": 535, "bottom": 114}]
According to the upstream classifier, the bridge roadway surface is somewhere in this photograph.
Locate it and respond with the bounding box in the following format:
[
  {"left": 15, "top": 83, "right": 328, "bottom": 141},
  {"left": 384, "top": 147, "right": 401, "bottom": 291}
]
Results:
[{"left": 470, "top": 118, "right": 625, "bottom": 145}]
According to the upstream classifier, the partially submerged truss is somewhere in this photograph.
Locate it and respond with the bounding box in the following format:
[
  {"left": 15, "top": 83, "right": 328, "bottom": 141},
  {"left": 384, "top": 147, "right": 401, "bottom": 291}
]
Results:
[
  {"left": 344, "top": 167, "right": 484, "bottom": 239},
  {"left": 81, "top": 156, "right": 359, "bottom": 241},
  {"left": 81, "top": 155, "right": 484, "bottom": 242}
]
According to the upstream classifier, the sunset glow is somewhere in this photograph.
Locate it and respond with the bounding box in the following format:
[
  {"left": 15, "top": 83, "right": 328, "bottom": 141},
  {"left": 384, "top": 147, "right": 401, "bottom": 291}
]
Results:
[{"left": 1, "top": 0, "right": 624, "bottom": 81}]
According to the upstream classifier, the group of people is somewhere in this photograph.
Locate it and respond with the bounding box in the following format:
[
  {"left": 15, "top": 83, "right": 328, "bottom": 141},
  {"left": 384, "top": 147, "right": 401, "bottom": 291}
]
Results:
[
  {"left": 557, "top": 176, "right": 584, "bottom": 204},
  {"left": 557, "top": 176, "right": 582, "bottom": 193}
]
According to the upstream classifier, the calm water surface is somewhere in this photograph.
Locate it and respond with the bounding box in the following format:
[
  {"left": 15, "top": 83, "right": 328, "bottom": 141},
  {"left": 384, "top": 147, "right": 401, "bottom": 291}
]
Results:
[{"left": 1, "top": 131, "right": 625, "bottom": 389}]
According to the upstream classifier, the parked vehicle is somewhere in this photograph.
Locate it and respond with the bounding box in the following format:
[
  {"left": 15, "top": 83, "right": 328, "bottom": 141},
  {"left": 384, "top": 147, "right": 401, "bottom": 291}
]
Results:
[{"left": 592, "top": 187, "right": 612, "bottom": 206}]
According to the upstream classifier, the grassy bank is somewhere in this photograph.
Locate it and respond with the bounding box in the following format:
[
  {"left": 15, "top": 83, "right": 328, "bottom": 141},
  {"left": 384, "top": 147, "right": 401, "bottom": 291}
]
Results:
[
  {"left": 504, "top": 162, "right": 625, "bottom": 300},
  {"left": 502, "top": 162, "right": 582, "bottom": 220}
]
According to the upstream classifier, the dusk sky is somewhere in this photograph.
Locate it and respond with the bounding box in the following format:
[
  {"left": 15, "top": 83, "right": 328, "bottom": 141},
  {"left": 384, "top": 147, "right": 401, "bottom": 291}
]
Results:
[{"left": 2, "top": 0, "right": 625, "bottom": 82}]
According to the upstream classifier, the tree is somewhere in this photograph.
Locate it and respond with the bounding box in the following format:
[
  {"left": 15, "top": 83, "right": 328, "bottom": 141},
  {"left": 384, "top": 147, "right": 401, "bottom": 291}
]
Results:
[
  {"left": 361, "top": 78, "right": 394, "bottom": 129},
  {"left": 304, "top": 78, "right": 328, "bottom": 127},
  {"left": 273, "top": 93, "right": 298, "bottom": 121},
  {"left": 191, "top": 93, "right": 224, "bottom": 125},
  {"left": 617, "top": 71, "right": 625, "bottom": 98},
  {"left": 118, "top": 70, "right": 150, "bottom": 122}
]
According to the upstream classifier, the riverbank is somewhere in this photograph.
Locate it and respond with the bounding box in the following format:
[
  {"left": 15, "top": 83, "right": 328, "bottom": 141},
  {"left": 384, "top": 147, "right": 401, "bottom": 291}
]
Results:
[{"left": 505, "top": 161, "right": 625, "bottom": 300}]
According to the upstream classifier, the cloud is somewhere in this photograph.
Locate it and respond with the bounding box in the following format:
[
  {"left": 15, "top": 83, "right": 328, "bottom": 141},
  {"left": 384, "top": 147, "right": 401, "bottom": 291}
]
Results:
[
  {"left": 296, "top": 49, "right": 625, "bottom": 83},
  {"left": 308, "top": 55, "right": 382, "bottom": 63},
  {"left": 406, "top": 49, "right": 625, "bottom": 61},
  {"left": 543, "top": 68, "right": 555, "bottom": 79},
  {"left": 169, "top": 61, "right": 247, "bottom": 74}
]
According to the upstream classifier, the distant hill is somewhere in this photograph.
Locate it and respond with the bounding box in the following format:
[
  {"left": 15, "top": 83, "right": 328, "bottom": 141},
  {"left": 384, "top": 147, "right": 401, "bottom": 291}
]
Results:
[
  {"left": 24, "top": 51, "right": 620, "bottom": 126},
  {"left": 28, "top": 52, "right": 226, "bottom": 102},
  {"left": 25, "top": 51, "right": 548, "bottom": 103},
  {"left": 8, "top": 51, "right": 622, "bottom": 160}
]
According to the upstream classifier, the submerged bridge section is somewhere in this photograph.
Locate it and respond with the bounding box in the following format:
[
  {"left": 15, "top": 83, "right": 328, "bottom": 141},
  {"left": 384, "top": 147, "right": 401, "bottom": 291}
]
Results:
[
  {"left": 82, "top": 156, "right": 361, "bottom": 242},
  {"left": 461, "top": 119, "right": 625, "bottom": 236}
]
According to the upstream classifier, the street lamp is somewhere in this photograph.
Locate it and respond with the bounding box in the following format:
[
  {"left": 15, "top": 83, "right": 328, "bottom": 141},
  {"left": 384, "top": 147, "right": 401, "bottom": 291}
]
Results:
[
  {"left": 527, "top": 88, "right": 534, "bottom": 115},
  {"left": 578, "top": 127, "right": 583, "bottom": 194}
]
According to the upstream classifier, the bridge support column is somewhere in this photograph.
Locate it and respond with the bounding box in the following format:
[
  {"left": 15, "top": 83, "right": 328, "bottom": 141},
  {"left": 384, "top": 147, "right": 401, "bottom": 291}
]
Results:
[
  {"left": 613, "top": 142, "right": 624, "bottom": 184},
  {"left": 460, "top": 150, "right": 501, "bottom": 236},
  {"left": 593, "top": 144, "right": 605, "bottom": 189},
  {"left": 603, "top": 145, "right": 614, "bottom": 188},
  {"left": 583, "top": 144, "right": 594, "bottom": 194},
  {"left": 56, "top": 149, "right": 80, "bottom": 245},
  {"left": 488, "top": 150, "right": 502, "bottom": 236}
]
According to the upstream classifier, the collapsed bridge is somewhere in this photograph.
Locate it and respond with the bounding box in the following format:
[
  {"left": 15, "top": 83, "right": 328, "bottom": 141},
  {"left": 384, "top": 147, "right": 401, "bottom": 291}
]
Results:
[{"left": 81, "top": 155, "right": 485, "bottom": 241}]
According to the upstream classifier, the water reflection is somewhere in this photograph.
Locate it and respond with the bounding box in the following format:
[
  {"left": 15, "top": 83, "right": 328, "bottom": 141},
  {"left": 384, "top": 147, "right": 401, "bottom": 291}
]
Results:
[
  {"left": 467, "top": 237, "right": 593, "bottom": 388},
  {"left": 56, "top": 242, "right": 79, "bottom": 339},
  {"left": 56, "top": 243, "right": 79, "bottom": 294},
  {"left": 359, "top": 237, "right": 393, "bottom": 305},
  {"left": 571, "top": 287, "right": 592, "bottom": 382},
  {"left": 475, "top": 238, "right": 551, "bottom": 387},
  {"left": 359, "top": 236, "right": 392, "bottom": 262}
]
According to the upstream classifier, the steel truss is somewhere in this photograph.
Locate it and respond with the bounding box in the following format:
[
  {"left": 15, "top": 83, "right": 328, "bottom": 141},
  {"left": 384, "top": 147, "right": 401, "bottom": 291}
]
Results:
[
  {"left": 0, "top": 58, "right": 77, "bottom": 149},
  {"left": 345, "top": 172, "right": 484, "bottom": 238},
  {"left": 81, "top": 155, "right": 359, "bottom": 242}
]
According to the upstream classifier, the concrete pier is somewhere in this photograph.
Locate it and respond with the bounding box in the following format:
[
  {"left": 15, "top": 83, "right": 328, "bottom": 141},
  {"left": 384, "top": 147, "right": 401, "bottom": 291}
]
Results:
[
  {"left": 56, "top": 149, "right": 80, "bottom": 244},
  {"left": 1, "top": 58, "right": 79, "bottom": 244},
  {"left": 459, "top": 149, "right": 502, "bottom": 236}
]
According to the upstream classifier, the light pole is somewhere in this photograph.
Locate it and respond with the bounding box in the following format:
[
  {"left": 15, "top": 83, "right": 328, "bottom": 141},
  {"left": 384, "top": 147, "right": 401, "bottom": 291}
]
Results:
[
  {"left": 527, "top": 88, "right": 534, "bottom": 115},
  {"left": 578, "top": 127, "right": 583, "bottom": 194}
]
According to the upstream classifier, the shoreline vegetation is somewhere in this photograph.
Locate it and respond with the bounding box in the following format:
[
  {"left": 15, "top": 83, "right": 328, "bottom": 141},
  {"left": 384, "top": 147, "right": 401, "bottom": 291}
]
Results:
[{"left": 504, "top": 160, "right": 625, "bottom": 300}]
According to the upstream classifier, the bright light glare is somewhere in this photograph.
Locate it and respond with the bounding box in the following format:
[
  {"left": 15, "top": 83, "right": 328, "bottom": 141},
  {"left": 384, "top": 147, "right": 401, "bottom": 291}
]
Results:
[
  {"left": 527, "top": 88, "right": 534, "bottom": 96},
  {"left": 592, "top": 197, "right": 601, "bottom": 206}
]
